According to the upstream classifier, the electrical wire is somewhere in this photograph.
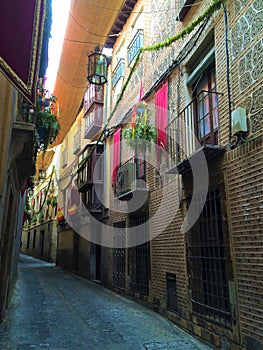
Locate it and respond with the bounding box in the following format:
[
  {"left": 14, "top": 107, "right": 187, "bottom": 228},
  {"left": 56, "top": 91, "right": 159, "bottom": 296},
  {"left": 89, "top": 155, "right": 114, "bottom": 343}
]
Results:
[
  {"left": 82, "top": 0, "right": 212, "bottom": 14},
  {"left": 69, "top": 11, "right": 109, "bottom": 37},
  {"left": 67, "top": 0, "right": 211, "bottom": 41},
  {"left": 57, "top": 71, "right": 87, "bottom": 89},
  {"left": 64, "top": 38, "right": 102, "bottom": 45},
  {"left": 223, "top": 4, "right": 233, "bottom": 149},
  {"left": 59, "top": 0, "right": 225, "bottom": 190},
  {"left": 76, "top": 21, "right": 208, "bottom": 175}
]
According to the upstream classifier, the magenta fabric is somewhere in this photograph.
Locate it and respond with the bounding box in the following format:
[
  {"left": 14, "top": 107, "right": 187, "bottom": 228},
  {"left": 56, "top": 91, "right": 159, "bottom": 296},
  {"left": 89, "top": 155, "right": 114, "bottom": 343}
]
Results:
[
  {"left": 112, "top": 128, "right": 121, "bottom": 183},
  {"left": 155, "top": 81, "right": 168, "bottom": 167},
  {"left": 139, "top": 80, "right": 143, "bottom": 101},
  {"left": 0, "top": 0, "right": 45, "bottom": 104}
]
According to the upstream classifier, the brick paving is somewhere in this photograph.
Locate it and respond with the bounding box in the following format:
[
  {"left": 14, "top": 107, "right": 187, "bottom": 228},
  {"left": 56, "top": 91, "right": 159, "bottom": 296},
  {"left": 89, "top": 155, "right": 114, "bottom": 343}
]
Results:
[{"left": 0, "top": 254, "right": 213, "bottom": 350}]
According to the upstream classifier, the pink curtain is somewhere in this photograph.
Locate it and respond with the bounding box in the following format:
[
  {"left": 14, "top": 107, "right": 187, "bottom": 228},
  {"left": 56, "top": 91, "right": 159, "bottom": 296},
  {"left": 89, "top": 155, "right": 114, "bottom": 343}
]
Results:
[
  {"left": 138, "top": 81, "right": 144, "bottom": 178},
  {"left": 155, "top": 81, "right": 168, "bottom": 167},
  {"left": 112, "top": 128, "right": 121, "bottom": 183}
]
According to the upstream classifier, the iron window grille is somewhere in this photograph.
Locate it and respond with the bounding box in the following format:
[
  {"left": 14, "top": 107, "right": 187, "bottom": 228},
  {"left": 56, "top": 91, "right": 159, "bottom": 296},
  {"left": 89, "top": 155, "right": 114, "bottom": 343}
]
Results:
[
  {"left": 27, "top": 232, "right": 31, "bottom": 249},
  {"left": 166, "top": 89, "right": 220, "bottom": 164},
  {"left": 188, "top": 188, "right": 231, "bottom": 329},
  {"left": 127, "top": 29, "right": 143, "bottom": 66},
  {"left": 81, "top": 186, "right": 102, "bottom": 211},
  {"left": 112, "top": 221, "right": 126, "bottom": 289},
  {"left": 129, "top": 211, "right": 150, "bottom": 295},
  {"left": 73, "top": 129, "right": 81, "bottom": 154},
  {"left": 112, "top": 58, "right": 125, "bottom": 88},
  {"left": 33, "top": 230, "right": 36, "bottom": 249},
  {"left": 114, "top": 156, "right": 146, "bottom": 198},
  {"left": 166, "top": 273, "right": 178, "bottom": 313}
]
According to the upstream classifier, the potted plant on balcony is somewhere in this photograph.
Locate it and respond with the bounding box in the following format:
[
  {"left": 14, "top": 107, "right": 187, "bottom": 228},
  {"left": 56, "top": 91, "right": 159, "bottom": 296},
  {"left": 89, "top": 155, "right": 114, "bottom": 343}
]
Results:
[
  {"left": 32, "top": 86, "right": 60, "bottom": 152},
  {"left": 38, "top": 210, "right": 45, "bottom": 223},
  {"left": 123, "top": 101, "right": 156, "bottom": 153},
  {"left": 23, "top": 197, "right": 32, "bottom": 224}
]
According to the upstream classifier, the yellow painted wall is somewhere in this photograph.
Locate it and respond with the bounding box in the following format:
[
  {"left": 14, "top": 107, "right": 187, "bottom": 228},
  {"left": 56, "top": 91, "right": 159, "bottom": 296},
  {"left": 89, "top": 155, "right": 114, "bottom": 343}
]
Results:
[{"left": 0, "top": 72, "right": 16, "bottom": 196}]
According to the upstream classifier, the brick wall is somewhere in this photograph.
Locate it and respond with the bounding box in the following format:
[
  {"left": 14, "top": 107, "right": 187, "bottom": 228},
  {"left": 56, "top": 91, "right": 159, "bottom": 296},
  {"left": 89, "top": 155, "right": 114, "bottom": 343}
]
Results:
[
  {"left": 105, "top": 0, "right": 263, "bottom": 348},
  {"left": 226, "top": 139, "right": 263, "bottom": 347},
  {"left": 220, "top": 1, "right": 263, "bottom": 347}
]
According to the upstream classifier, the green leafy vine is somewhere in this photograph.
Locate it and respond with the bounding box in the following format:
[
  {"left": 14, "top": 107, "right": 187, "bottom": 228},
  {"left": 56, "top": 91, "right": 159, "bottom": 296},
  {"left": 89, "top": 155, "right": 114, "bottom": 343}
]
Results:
[
  {"left": 123, "top": 101, "right": 156, "bottom": 152},
  {"left": 76, "top": 0, "right": 226, "bottom": 175},
  {"left": 32, "top": 85, "right": 60, "bottom": 152}
]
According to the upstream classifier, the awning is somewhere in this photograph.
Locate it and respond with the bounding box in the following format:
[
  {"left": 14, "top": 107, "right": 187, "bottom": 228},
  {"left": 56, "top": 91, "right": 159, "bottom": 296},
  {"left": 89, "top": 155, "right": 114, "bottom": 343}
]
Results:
[
  {"left": 0, "top": 0, "right": 46, "bottom": 104},
  {"left": 53, "top": 0, "right": 132, "bottom": 145}
]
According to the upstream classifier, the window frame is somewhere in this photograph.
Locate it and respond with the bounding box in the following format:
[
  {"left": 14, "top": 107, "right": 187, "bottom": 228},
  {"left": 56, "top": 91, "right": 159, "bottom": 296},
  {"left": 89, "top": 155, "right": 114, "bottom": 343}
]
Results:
[{"left": 187, "top": 188, "right": 231, "bottom": 328}]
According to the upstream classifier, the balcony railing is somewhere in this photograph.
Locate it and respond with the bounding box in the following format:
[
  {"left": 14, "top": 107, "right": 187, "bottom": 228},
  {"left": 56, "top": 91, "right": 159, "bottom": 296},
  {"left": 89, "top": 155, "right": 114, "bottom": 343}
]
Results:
[
  {"left": 83, "top": 186, "right": 103, "bottom": 212},
  {"left": 84, "top": 105, "right": 103, "bottom": 139},
  {"left": 127, "top": 29, "right": 143, "bottom": 66},
  {"left": 112, "top": 58, "right": 125, "bottom": 88},
  {"left": 166, "top": 90, "right": 225, "bottom": 174},
  {"left": 77, "top": 153, "right": 103, "bottom": 191},
  {"left": 73, "top": 129, "right": 81, "bottom": 154},
  {"left": 114, "top": 157, "right": 147, "bottom": 200},
  {"left": 84, "top": 84, "right": 104, "bottom": 114},
  {"left": 176, "top": 0, "right": 195, "bottom": 21}
]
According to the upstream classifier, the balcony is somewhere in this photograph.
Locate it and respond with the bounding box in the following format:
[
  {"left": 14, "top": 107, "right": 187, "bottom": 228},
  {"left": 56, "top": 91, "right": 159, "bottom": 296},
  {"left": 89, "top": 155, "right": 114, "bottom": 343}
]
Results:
[
  {"left": 112, "top": 58, "right": 125, "bottom": 88},
  {"left": 73, "top": 129, "right": 81, "bottom": 155},
  {"left": 80, "top": 185, "right": 103, "bottom": 216},
  {"left": 113, "top": 157, "right": 148, "bottom": 201},
  {"left": 166, "top": 90, "right": 225, "bottom": 175},
  {"left": 77, "top": 144, "right": 104, "bottom": 192},
  {"left": 84, "top": 104, "right": 103, "bottom": 139},
  {"left": 84, "top": 84, "right": 104, "bottom": 114},
  {"left": 176, "top": 0, "right": 195, "bottom": 21},
  {"left": 13, "top": 108, "right": 36, "bottom": 187},
  {"left": 127, "top": 29, "right": 143, "bottom": 66}
]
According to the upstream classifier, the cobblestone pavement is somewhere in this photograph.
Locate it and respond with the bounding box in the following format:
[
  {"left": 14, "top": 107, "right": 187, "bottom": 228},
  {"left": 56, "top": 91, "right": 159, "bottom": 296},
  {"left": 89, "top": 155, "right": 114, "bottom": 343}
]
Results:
[{"left": 0, "top": 254, "right": 213, "bottom": 350}]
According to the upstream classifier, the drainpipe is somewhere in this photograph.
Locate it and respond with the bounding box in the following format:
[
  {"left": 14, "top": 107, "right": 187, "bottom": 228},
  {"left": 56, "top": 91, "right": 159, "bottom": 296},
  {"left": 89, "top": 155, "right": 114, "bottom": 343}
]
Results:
[
  {"left": 223, "top": 4, "right": 234, "bottom": 149},
  {"left": 103, "top": 65, "right": 110, "bottom": 215}
]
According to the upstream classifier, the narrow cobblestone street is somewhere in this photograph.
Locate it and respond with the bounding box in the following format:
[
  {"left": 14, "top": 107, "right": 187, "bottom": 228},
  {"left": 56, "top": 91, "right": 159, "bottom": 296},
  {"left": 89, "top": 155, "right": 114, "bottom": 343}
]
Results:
[{"left": 0, "top": 255, "right": 213, "bottom": 350}]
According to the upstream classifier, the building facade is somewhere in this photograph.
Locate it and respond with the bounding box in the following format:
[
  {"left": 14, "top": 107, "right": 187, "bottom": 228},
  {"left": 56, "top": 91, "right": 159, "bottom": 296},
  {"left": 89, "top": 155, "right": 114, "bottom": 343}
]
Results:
[
  {"left": 0, "top": 0, "right": 51, "bottom": 321},
  {"left": 102, "top": 0, "right": 263, "bottom": 349},
  {"left": 55, "top": 0, "right": 263, "bottom": 349},
  {"left": 21, "top": 164, "right": 59, "bottom": 263}
]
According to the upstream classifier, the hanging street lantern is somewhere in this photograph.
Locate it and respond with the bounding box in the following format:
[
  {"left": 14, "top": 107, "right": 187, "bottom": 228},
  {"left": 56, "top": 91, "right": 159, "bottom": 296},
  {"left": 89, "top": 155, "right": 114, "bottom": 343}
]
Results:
[
  {"left": 38, "top": 168, "right": 46, "bottom": 181},
  {"left": 87, "top": 45, "right": 108, "bottom": 85}
]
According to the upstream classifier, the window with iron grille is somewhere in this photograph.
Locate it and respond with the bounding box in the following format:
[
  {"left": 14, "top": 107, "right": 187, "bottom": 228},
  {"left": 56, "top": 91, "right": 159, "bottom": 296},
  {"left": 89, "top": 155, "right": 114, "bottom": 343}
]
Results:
[
  {"left": 193, "top": 64, "right": 219, "bottom": 147},
  {"left": 112, "top": 58, "right": 125, "bottom": 88},
  {"left": 166, "top": 273, "right": 178, "bottom": 313},
  {"left": 188, "top": 188, "right": 231, "bottom": 329},
  {"left": 112, "top": 221, "right": 126, "bottom": 289},
  {"left": 129, "top": 211, "right": 150, "bottom": 295},
  {"left": 127, "top": 29, "right": 143, "bottom": 66},
  {"left": 33, "top": 230, "right": 36, "bottom": 249},
  {"left": 27, "top": 231, "right": 31, "bottom": 249},
  {"left": 73, "top": 129, "right": 81, "bottom": 154}
]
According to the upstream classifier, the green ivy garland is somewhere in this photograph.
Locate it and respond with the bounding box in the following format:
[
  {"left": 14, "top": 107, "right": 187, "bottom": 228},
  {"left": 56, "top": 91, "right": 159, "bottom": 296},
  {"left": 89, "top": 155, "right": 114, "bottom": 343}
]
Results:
[
  {"left": 76, "top": 0, "right": 226, "bottom": 175},
  {"left": 123, "top": 101, "right": 157, "bottom": 152}
]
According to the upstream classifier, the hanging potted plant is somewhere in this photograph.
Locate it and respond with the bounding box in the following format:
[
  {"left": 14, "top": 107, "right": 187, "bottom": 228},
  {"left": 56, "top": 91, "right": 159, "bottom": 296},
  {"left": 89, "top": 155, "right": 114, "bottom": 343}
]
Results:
[
  {"left": 38, "top": 210, "right": 45, "bottom": 223},
  {"left": 23, "top": 197, "right": 32, "bottom": 224},
  {"left": 123, "top": 101, "right": 156, "bottom": 153},
  {"left": 31, "top": 211, "right": 37, "bottom": 224},
  {"left": 32, "top": 85, "right": 60, "bottom": 152}
]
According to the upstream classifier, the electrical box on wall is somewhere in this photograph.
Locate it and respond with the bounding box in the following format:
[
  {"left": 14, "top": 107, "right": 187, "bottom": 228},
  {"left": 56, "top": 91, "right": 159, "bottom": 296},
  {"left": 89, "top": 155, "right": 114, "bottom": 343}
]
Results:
[{"left": 231, "top": 107, "right": 247, "bottom": 135}]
